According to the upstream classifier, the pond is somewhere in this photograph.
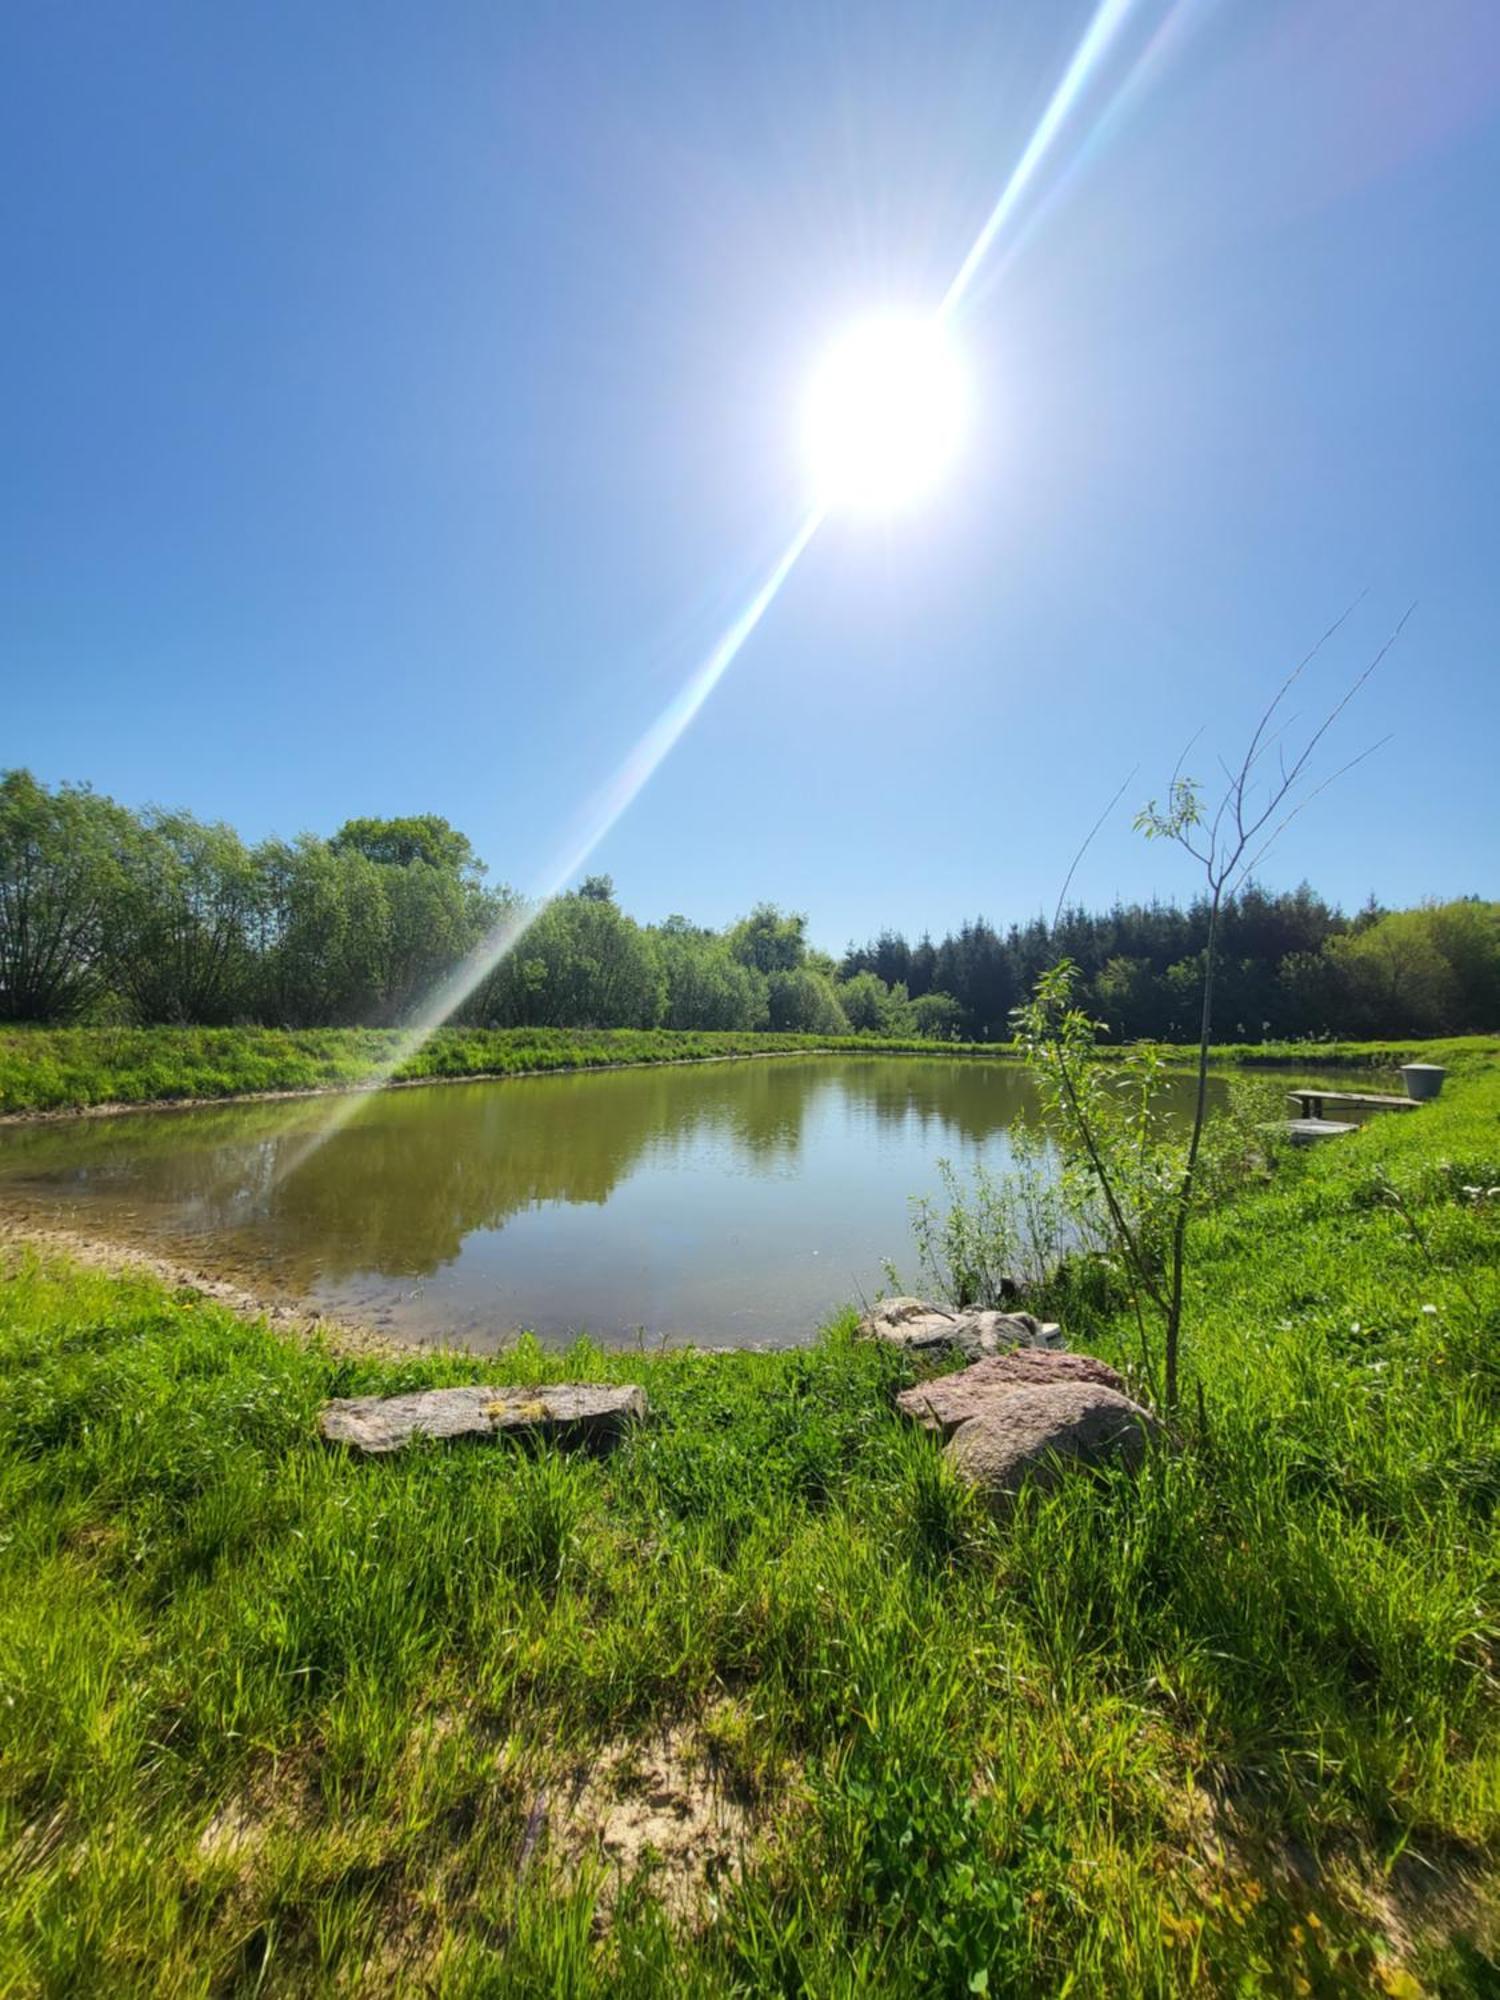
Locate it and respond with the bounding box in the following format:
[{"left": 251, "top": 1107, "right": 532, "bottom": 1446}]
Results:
[{"left": 0, "top": 1056, "right": 1347, "bottom": 1349}]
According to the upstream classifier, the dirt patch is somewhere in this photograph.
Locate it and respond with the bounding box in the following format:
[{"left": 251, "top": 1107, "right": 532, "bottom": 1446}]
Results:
[
  {"left": 1327, "top": 1842, "right": 1499, "bottom": 1975},
  {"left": 192, "top": 1744, "right": 327, "bottom": 1876},
  {"left": 548, "top": 1715, "right": 766, "bottom": 1925},
  {"left": 197, "top": 1796, "right": 265, "bottom": 1865}
]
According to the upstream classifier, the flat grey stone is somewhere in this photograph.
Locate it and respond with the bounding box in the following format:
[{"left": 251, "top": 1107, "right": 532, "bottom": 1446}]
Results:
[
  {"left": 857, "top": 1295, "right": 1063, "bottom": 1361},
  {"left": 895, "top": 1350, "right": 1128, "bottom": 1437},
  {"left": 1284, "top": 1118, "right": 1359, "bottom": 1144},
  {"left": 944, "top": 1382, "right": 1161, "bottom": 1509},
  {"left": 320, "top": 1382, "right": 648, "bottom": 1455}
]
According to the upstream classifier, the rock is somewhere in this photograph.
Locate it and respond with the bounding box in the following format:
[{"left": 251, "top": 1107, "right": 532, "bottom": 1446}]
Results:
[
  {"left": 320, "top": 1382, "right": 648, "bottom": 1456},
  {"left": 943, "top": 1383, "right": 1162, "bottom": 1508},
  {"left": 857, "top": 1296, "right": 1063, "bottom": 1361},
  {"left": 858, "top": 1295, "right": 955, "bottom": 1342},
  {"left": 895, "top": 1350, "right": 1128, "bottom": 1438}
]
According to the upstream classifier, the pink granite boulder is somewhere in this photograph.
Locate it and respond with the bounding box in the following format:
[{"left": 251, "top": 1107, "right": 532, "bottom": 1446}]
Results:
[
  {"left": 895, "top": 1350, "right": 1128, "bottom": 1438},
  {"left": 944, "top": 1383, "right": 1162, "bottom": 1509}
]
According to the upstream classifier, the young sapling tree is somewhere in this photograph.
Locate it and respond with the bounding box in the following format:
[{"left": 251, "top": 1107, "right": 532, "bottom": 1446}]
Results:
[{"left": 1023, "top": 602, "right": 1413, "bottom": 1413}]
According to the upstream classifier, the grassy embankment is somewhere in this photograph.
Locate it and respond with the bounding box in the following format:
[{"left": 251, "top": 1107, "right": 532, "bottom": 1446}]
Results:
[
  {"left": 2, "top": 1059, "right": 1498, "bottom": 1993},
  {"left": 4, "top": 1022, "right": 1498, "bottom": 1116},
  {"left": 0, "top": 1026, "right": 966, "bottom": 1115}
]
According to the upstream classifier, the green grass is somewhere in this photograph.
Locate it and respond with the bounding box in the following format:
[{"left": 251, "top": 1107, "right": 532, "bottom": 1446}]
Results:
[
  {"left": 0, "top": 1025, "right": 991, "bottom": 1115},
  {"left": 1156, "top": 1034, "right": 1500, "bottom": 1074},
  {"left": 2, "top": 1063, "right": 1499, "bottom": 1992},
  {"left": 4, "top": 1022, "right": 1497, "bottom": 1117}
]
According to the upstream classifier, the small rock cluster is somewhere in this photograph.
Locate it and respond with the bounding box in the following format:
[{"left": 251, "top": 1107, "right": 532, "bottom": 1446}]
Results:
[
  {"left": 861, "top": 1297, "right": 1161, "bottom": 1508},
  {"left": 857, "top": 1294, "right": 1064, "bottom": 1362}
]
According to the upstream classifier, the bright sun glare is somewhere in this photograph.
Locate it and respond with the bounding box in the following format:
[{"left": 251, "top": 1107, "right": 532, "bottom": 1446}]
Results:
[{"left": 805, "top": 313, "right": 967, "bottom": 513}]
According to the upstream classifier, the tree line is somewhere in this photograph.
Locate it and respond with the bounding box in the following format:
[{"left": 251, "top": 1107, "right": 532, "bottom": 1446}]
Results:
[
  {"left": 1, "top": 770, "right": 1494, "bottom": 1039},
  {"left": 839, "top": 885, "right": 1500, "bottom": 1042}
]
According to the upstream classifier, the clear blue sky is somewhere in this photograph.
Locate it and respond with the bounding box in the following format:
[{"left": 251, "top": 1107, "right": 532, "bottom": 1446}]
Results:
[{"left": 4, "top": 0, "right": 1497, "bottom": 950}]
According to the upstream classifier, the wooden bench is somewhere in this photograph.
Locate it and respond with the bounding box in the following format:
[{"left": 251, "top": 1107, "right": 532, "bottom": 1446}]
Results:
[{"left": 1287, "top": 1088, "right": 1418, "bottom": 1120}]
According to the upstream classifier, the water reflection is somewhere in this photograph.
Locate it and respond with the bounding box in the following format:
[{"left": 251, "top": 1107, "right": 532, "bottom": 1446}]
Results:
[{"left": 0, "top": 1057, "right": 1224, "bottom": 1347}]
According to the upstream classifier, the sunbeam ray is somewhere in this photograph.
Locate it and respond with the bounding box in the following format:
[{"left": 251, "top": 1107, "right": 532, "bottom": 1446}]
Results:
[
  {"left": 272, "top": 506, "right": 824, "bottom": 1183},
  {"left": 940, "top": 0, "right": 1141, "bottom": 321},
  {"left": 952, "top": 0, "right": 1212, "bottom": 308},
  {"left": 277, "top": 0, "right": 1174, "bottom": 1186}
]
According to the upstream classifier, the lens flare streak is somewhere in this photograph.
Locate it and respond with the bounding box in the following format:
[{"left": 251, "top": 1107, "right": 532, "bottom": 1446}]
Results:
[
  {"left": 940, "top": 0, "right": 1139, "bottom": 321},
  {"left": 409, "top": 501, "right": 823, "bottom": 1052},
  {"left": 271, "top": 508, "right": 824, "bottom": 1181},
  {"left": 277, "top": 0, "right": 1165, "bottom": 1184}
]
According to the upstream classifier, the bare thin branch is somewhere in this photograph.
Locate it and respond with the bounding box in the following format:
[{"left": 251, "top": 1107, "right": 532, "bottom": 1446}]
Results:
[
  {"left": 1234, "top": 734, "right": 1395, "bottom": 888},
  {"left": 1206, "top": 772, "right": 1234, "bottom": 868},
  {"left": 1233, "top": 603, "right": 1415, "bottom": 855},
  {"left": 1241, "top": 709, "right": 1300, "bottom": 790},
  {"left": 1052, "top": 767, "right": 1138, "bottom": 933},
  {"left": 1167, "top": 727, "right": 1205, "bottom": 797},
  {"left": 1236, "top": 590, "right": 1368, "bottom": 788}
]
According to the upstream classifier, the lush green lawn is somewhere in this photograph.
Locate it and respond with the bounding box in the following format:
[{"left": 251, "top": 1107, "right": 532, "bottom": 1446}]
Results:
[
  {"left": 1, "top": 1065, "right": 1498, "bottom": 1993},
  {"left": 4, "top": 1021, "right": 1498, "bottom": 1116}
]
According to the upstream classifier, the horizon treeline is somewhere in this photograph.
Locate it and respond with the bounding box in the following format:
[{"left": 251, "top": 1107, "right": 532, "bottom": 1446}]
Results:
[{"left": 1, "top": 770, "right": 1495, "bottom": 1041}]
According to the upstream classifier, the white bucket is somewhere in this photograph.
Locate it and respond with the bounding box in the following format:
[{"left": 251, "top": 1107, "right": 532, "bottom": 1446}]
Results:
[{"left": 1400, "top": 1063, "right": 1446, "bottom": 1102}]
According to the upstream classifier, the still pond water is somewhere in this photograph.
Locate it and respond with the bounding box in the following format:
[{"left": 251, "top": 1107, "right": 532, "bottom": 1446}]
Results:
[{"left": 0, "top": 1056, "right": 1259, "bottom": 1348}]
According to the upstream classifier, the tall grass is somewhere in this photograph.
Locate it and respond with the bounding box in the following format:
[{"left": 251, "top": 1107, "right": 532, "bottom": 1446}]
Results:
[{"left": 1, "top": 1065, "right": 1498, "bottom": 1992}]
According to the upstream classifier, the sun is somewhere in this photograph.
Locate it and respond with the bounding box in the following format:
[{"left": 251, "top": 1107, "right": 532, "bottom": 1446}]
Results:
[{"left": 804, "top": 313, "right": 967, "bottom": 513}]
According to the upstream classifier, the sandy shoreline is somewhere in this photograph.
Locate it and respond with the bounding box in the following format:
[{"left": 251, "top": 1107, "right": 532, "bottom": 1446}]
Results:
[
  {"left": 0, "top": 1208, "right": 812, "bottom": 1359},
  {"left": 0, "top": 1210, "right": 405, "bottom": 1357}
]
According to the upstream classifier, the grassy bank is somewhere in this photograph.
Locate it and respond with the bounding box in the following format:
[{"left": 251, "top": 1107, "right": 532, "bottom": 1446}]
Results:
[
  {"left": 2, "top": 1064, "right": 1498, "bottom": 1993},
  {"left": 1159, "top": 1034, "right": 1500, "bottom": 1073},
  {"left": 4, "top": 1022, "right": 1497, "bottom": 1116},
  {"left": 0, "top": 1025, "right": 991, "bottom": 1116}
]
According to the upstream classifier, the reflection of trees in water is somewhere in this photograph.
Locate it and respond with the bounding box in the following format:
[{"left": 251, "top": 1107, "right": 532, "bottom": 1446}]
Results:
[
  {"left": 0, "top": 1099, "right": 330, "bottom": 1212},
  {"left": 1, "top": 1063, "right": 859, "bottom": 1282},
  {"left": 0, "top": 1058, "right": 1230, "bottom": 1292},
  {"left": 838, "top": 1058, "right": 1039, "bottom": 1143},
  {"left": 268, "top": 1062, "right": 859, "bottom": 1279}
]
